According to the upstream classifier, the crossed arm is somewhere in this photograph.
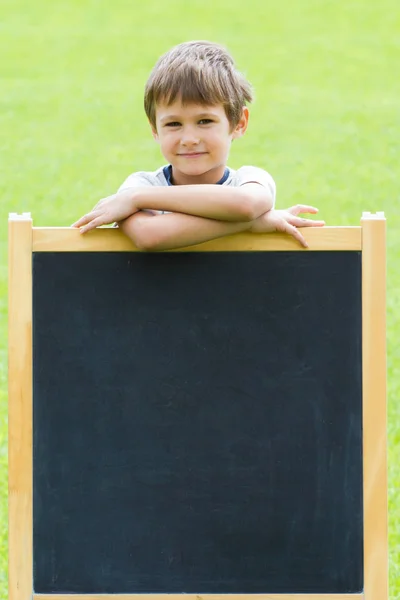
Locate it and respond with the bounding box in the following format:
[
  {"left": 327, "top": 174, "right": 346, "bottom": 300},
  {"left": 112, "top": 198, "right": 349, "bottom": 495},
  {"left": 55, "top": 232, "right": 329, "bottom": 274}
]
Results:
[{"left": 72, "top": 183, "right": 324, "bottom": 250}]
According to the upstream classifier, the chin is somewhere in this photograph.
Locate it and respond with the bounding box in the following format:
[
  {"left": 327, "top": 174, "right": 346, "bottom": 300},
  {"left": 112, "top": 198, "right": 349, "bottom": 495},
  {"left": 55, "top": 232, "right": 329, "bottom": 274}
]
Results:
[
  {"left": 184, "top": 161, "right": 215, "bottom": 172},
  {"left": 184, "top": 166, "right": 209, "bottom": 175},
  {"left": 174, "top": 166, "right": 207, "bottom": 177}
]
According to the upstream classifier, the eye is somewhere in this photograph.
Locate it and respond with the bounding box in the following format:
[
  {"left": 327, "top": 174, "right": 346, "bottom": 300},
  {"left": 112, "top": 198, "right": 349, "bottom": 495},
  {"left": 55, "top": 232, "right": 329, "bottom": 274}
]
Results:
[
  {"left": 165, "top": 121, "right": 181, "bottom": 127},
  {"left": 199, "top": 119, "right": 213, "bottom": 125}
]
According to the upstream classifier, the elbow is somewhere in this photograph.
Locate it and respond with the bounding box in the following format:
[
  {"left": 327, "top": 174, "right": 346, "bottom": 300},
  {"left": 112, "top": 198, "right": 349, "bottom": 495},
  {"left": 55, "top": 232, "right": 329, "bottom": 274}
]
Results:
[
  {"left": 118, "top": 219, "right": 159, "bottom": 252},
  {"left": 132, "top": 230, "right": 159, "bottom": 252},
  {"left": 241, "top": 188, "right": 274, "bottom": 221},
  {"left": 137, "top": 239, "right": 159, "bottom": 252}
]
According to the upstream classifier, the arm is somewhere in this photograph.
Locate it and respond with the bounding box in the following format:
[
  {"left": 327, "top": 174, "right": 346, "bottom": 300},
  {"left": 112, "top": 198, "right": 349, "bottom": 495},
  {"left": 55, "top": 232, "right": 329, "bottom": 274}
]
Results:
[
  {"left": 119, "top": 210, "right": 253, "bottom": 252},
  {"left": 119, "top": 204, "right": 325, "bottom": 252},
  {"left": 72, "top": 183, "right": 274, "bottom": 233},
  {"left": 133, "top": 183, "right": 273, "bottom": 222}
]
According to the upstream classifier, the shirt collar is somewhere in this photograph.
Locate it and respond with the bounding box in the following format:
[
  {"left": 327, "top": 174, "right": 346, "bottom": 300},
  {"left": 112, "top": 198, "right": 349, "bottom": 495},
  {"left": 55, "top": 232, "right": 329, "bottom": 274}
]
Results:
[{"left": 163, "top": 165, "right": 230, "bottom": 186}]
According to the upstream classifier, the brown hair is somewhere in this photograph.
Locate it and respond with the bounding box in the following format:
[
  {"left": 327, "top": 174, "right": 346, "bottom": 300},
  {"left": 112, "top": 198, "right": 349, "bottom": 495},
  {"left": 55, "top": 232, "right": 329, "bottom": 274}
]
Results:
[{"left": 144, "top": 41, "right": 253, "bottom": 131}]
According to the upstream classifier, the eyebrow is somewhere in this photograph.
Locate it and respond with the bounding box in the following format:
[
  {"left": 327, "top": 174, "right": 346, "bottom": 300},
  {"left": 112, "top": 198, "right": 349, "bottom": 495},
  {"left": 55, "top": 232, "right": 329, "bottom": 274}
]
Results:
[{"left": 159, "top": 113, "right": 217, "bottom": 123}]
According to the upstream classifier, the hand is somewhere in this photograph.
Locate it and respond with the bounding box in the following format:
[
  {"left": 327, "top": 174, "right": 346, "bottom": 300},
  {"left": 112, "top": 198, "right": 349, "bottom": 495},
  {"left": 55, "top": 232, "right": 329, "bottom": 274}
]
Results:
[
  {"left": 249, "top": 205, "right": 325, "bottom": 248},
  {"left": 71, "top": 189, "right": 139, "bottom": 234}
]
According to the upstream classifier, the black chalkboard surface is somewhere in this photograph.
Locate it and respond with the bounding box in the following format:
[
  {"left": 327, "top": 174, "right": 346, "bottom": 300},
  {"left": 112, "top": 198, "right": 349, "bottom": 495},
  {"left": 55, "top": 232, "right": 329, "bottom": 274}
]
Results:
[{"left": 32, "top": 251, "right": 363, "bottom": 594}]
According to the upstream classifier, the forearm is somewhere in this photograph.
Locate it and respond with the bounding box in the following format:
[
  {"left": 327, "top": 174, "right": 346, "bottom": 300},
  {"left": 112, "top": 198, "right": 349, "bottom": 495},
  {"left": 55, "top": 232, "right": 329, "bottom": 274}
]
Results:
[
  {"left": 131, "top": 184, "right": 272, "bottom": 222},
  {"left": 119, "top": 211, "right": 253, "bottom": 251}
]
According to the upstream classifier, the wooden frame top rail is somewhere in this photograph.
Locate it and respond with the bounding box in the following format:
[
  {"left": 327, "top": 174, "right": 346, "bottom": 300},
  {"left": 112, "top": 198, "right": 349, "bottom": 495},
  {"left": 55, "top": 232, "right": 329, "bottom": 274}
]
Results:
[
  {"left": 30, "top": 226, "right": 362, "bottom": 252},
  {"left": 34, "top": 594, "right": 364, "bottom": 600}
]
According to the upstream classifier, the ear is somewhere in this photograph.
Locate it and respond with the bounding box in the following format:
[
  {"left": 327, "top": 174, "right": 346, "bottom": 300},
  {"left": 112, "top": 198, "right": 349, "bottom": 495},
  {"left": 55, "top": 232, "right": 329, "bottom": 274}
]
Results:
[
  {"left": 149, "top": 120, "right": 159, "bottom": 142},
  {"left": 231, "top": 107, "right": 249, "bottom": 139}
]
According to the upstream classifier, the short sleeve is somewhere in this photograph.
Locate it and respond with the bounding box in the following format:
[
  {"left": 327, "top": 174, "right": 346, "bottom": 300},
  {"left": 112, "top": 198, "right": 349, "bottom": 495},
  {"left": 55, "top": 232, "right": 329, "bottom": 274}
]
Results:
[
  {"left": 236, "top": 166, "right": 276, "bottom": 207},
  {"left": 117, "top": 170, "right": 172, "bottom": 215},
  {"left": 117, "top": 172, "right": 158, "bottom": 193}
]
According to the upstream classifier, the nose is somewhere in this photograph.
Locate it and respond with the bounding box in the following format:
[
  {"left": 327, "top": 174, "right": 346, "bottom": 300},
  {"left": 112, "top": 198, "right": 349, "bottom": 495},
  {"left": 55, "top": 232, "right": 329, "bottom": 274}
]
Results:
[{"left": 180, "top": 126, "right": 200, "bottom": 147}]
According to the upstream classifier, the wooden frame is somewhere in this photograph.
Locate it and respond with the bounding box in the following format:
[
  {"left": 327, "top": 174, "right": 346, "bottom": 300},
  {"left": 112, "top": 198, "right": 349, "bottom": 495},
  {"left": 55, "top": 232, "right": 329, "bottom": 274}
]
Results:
[
  {"left": 34, "top": 594, "right": 364, "bottom": 600},
  {"left": 8, "top": 213, "right": 388, "bottom": 600},
  {"left": 361, "top": 212, "right": 388, "bottom": 600}
]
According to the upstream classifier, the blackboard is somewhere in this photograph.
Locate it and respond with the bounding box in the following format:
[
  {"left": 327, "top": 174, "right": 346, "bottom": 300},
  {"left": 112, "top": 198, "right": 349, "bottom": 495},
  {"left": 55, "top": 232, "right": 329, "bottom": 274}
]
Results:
[{"left": 32, "top": 251, "right": 363, "bottom": 594}]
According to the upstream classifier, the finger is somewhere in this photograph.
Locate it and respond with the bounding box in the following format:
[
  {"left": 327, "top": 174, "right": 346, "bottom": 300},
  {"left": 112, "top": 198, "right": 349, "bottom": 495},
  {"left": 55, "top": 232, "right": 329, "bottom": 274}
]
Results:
[
  {"left": 72, "top": 208, "right": 108, "bottom": 228},
  {"left": 71, "top": 214, "right": 94, "bottom": 228},
  {"left": 281, "top": 222, "right": 308, "bottom": 248},
  {"left": 71, "top": 197, "right": 112, "bottom": 227},
  {"left": 79, "top": 216, "right": 108, "bottom": 234},
  {"left": 287, "top": 205, "right": 319, "bottom": 216},
  {"left": 287, "top": 216, "right": 325, "bottom": 228}
]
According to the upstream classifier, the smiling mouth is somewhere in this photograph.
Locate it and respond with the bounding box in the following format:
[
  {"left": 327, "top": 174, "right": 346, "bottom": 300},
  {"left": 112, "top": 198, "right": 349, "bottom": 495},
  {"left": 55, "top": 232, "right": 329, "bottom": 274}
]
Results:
[{"left": 178, "top": 152, "right": 207, "bottom": 157}]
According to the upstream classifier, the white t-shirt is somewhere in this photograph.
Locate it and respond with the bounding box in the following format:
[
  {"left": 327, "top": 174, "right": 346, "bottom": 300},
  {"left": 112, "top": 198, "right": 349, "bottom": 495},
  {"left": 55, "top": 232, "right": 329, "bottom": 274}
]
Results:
[{"left": 118, "top": 165, "right": 276, "bottom": 214}]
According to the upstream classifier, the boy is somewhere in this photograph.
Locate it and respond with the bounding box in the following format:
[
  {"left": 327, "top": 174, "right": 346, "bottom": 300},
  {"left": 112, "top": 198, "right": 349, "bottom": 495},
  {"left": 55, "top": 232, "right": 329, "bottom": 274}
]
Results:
[{"left": 72, "top": 41, "right": 324, "bottom": 249}]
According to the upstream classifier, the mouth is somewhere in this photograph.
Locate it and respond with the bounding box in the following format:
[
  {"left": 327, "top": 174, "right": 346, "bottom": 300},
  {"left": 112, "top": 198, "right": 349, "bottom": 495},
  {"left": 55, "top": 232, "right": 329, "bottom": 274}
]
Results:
[{"left": 178, "top": 152, "right": 207, "bottom": 158}]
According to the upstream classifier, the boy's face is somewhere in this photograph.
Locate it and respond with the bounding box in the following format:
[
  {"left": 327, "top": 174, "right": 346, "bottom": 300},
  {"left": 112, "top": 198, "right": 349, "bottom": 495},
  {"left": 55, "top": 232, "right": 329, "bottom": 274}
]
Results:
[{"left": 152, "top": 99, "right": 249, "bottom": 185}]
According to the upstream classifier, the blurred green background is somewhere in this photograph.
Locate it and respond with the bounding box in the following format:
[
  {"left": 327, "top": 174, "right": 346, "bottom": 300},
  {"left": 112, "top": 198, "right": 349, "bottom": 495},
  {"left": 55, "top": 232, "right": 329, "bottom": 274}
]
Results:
[{"left": 1, "top": 0, "right": 399, "bottom": 597}]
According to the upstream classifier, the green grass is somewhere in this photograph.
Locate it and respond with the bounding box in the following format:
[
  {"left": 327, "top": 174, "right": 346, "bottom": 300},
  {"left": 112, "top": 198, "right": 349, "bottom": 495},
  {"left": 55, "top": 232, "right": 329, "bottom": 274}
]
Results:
[{"left": 1, "top": 0, "right": 399, "bottom": 597}]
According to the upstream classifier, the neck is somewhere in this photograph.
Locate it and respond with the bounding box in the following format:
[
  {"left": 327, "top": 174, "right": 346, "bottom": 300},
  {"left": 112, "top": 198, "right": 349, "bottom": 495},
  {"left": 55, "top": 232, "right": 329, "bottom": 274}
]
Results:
[{"left": 171, "top": 165, "right": 227, "bottom": 185}]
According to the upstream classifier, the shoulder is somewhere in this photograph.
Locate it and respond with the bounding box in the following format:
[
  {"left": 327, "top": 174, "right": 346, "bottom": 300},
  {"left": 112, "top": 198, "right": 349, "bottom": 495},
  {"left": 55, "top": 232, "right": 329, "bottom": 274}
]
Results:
[
  {"left": 230, "top": 166, "right": 276, "bottom": 197},
  {"left": 117, "top": 166, "right": 168, "bottom": 192}
]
